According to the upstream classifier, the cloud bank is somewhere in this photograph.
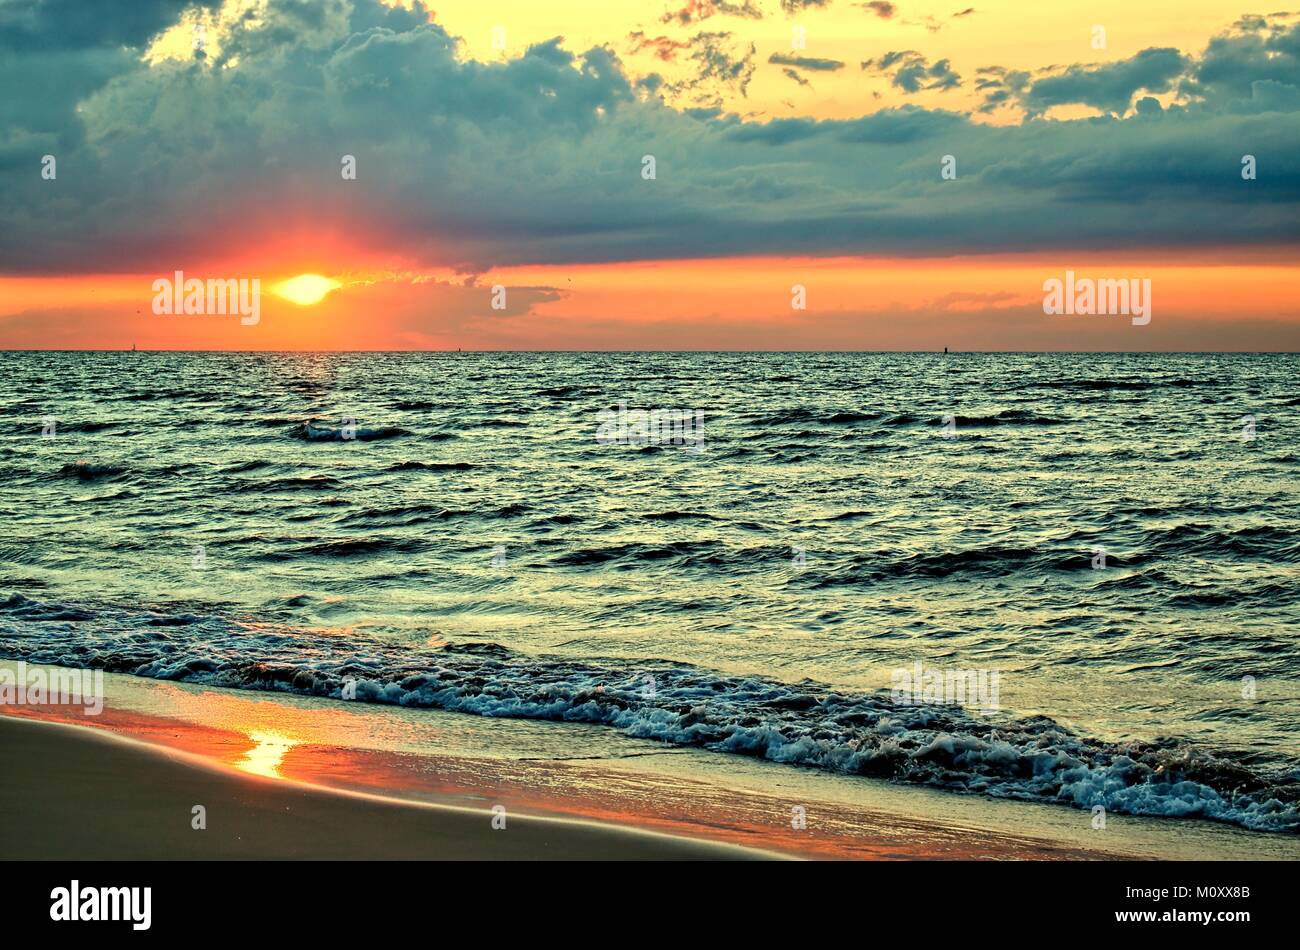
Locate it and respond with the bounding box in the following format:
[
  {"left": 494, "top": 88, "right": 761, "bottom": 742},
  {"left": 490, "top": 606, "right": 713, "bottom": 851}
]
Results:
[{"left": 1, "top": 0, "right": 1297, "bottom": 277}]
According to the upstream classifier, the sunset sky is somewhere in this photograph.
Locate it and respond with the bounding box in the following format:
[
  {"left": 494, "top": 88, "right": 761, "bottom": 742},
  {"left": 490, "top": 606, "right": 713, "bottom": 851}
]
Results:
[{"left": 1, "top": 0, "right": 1297, "bottom": 350}]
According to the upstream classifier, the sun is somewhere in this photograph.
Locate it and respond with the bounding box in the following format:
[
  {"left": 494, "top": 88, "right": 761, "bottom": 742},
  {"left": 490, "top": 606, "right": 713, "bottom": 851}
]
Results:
[{"left": 272, "top": 273, "right": 341, "bottom": 306}]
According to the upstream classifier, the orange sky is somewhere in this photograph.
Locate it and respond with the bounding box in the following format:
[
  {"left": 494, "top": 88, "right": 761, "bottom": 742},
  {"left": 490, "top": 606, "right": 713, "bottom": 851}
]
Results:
[
  {"left": 3, "top": 1, "right": 1298, "bottom": 351},
  {"left": 3, "top": 249, "right": 1296, "bottom": 351}
]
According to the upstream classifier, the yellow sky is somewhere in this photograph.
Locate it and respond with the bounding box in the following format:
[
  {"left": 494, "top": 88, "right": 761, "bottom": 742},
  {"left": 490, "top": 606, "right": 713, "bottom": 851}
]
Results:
[
  {"left": 148, "top": 0, "right": 1242, "bottom": 121},
  {"left": 433, "top": 1, "right": 1233, "bottom": 119}
]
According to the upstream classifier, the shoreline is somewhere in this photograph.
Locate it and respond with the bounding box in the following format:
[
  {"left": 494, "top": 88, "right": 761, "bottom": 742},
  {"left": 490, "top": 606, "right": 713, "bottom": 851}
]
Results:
[{"left": 4, "top": 664, "right": 1299, "bottom": 860}]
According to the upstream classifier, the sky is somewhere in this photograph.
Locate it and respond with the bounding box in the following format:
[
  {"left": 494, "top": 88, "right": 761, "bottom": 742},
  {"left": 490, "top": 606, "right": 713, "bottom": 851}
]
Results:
[{"left": 0, "top": 0, "right": 1297, "bottom": 350}]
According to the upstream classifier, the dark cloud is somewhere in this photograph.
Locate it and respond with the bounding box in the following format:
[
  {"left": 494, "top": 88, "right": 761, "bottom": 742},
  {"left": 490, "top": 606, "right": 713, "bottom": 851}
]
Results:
[
  {"left": 862, "top": 50, "right": 962, "bottom": 91},
  {"left": 782, "top": 67, "right": 812, "bottom": 87},
  {"left": 860, "top": 1, "right": 896, "bottom": 18},
  {"left": 628, "top": 32, "right": 692, "bottom": 61},
  {"left": 833, "top": 105, "right": 966, "bottom": 142},
  {"left": 661, "top": 30, "right": 757, "bottom": 101},
  {"left": 769, "top": 52, "right": 845, "bottom": 71},
  {"left": 722, "top": 105, "right": 964, "bottom": 143},
  {"left": 974, "top": 22, "right": 1297, "bottom": 119},
  {"left": 1134, "top": 95, "right": 1164, "bottom": 115},
  {"left": 0, "top": 0, "right": 220, "bottom": 51},
  {"left": 1022, "top": 47, "right": 1188, "bottom": 116},
  {"left": 0, "top": 46, "right": 135, "bottom": 146},
  {"left": 1, "top": 0, "right": 1298, "bottom": 277},
  {"left": 1182, "top": 14, "right": 1300, "bottom": 110},
  {"left": 661, "top": 1, "right": 763, "bottom": 26},
  {"left": 974, "top": 65, "right": 1031, "bottom": 113},
  {"left": 780, "top": 0, "right": 832, "bottom": 14}
]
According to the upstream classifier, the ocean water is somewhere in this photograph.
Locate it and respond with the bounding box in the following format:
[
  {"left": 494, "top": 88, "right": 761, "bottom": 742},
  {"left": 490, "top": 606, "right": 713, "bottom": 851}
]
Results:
[{"left": 1, "top": 351, "right": 1297, "bottom": 832}]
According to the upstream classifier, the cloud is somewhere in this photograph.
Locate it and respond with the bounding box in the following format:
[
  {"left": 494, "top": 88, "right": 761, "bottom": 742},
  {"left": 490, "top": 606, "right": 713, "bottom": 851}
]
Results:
[
  {"left": 661, "top": 1, "right": 763, "bottom": 25},
  {"left": 628, "top": 32, "right": 692, "bottom": 62},
  {"left": 0, "top": 0, "right": 221, "bottom": 51},
  {"left": 861, "top": 50, "right": 962, "bottom": 91},
  {"left": 974, "top": 65, "right": 1032, "bottom": 113},
  {"left": 1181, "top": 13, "right": 1300, "bottom": 110},
  {"left": 1, "top": 0, "right": 1298, "bottom": 278},
  {"left": 901, "top": 6, "right": 978, "bottom": 33},
  {"left": 1021, "top": 47, "right": 1189, "bottom": 116},
  {"left": 780, "top": 0, "right": 832, "bottom": 14},
  {"left": 978, "top": 16, "right": 1300, "bottom": 117},
  {"left": 769, "top": 52, "right": 845, "bottom": 71},
  {"left": 661, "top": 30, "right": 758, "bottom": 101},
  {"left": 722, "top": 105, "right": 964, "bottom": 143},
  {"left": 859, "top": 1, "right": 896, "bottom": 18}
]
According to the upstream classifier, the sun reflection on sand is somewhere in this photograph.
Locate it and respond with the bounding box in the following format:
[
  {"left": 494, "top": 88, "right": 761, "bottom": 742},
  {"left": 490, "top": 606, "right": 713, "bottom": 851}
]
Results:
[{"left": 236, "top": 731, "right": 299, "bottom": 778}]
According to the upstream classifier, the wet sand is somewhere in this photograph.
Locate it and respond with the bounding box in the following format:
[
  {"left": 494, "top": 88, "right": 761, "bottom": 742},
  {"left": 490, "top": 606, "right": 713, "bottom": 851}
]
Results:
[
  {"left": 0, "top": 715, "right": 768, "bottom": 860},
  {"left": 5, "top": 663, "right": 1297, "bottom": 861},
  {"left": 0, "top": 702, "right": 1124, "bottom": 860}
]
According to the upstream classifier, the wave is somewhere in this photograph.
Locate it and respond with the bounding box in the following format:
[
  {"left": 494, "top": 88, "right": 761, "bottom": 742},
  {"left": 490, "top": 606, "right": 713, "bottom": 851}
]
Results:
[
  {"left": 1037, "top": 379, "right": 1153, "bottom": 391},
  {"left": 388, "top": 461, "right": 475, "bottom": 471},
  {"left": 222, "top": 459, "right": 276, "bottom": 474},
  {"left": 1143, "top": 523, "right": 1300, "bottom": 563},
  {"left": 525, "top": 513, "right": 582, "bottom": 528},
  {"left": 260, "top": 537, "right": 427, "bottom": 558},
  {"left": 57, "top": 461, "right": 126, "bottom": 480},
  {"left": 641, "top": 510, "right": 721, "bottom": 522},
  {"left": 810, "top": 545, "right": 1045, "bottom": 584},
  {"left": 549, "top": 540, "right": 748, "bottom": 569},
  {"left": 805, "top": 523, "right": 1299, "bottom": 586},
  {"left": 750, "top": 408, "right": 882, "bottom": 426},
  {"left": 1, "top": 592, "right": 1296, "bottom": 834},
  {"left": 926, "top": 409, "right": 1066, "bottom": 427},
  {"left": 52, "top": 421, "right": 122, "bottom": 433},
  {"left": 288, "top": 422, "right": 410, "bottom": 442},
  {"left": 238, "top": 475, "right": 345, "bottom": 492},
  {"left": 534, "top": 386, "right": 598, "bottom": 398}
]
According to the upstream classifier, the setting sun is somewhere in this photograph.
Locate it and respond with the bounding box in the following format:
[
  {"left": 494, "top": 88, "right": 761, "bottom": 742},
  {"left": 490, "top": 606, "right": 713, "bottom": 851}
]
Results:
[{"left": 272, "top": 274, "right": 341, "bottom": 306}]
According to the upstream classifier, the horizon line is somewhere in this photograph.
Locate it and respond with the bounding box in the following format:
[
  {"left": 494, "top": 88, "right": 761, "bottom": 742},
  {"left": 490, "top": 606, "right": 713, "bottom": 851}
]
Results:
[{"left": 2, "top": 349, "right": 1298, "bottom": 356}]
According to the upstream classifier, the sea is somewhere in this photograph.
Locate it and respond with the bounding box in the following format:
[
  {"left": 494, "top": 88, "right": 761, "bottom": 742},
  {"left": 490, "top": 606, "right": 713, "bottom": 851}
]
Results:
[{"left": 1, "top": 351, "right": 1297, "bottom": 832}]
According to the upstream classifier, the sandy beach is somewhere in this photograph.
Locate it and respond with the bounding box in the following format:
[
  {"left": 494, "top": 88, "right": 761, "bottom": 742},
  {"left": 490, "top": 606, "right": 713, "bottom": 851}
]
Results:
[
  {"left": 0, "top": 714, "right": 768, "bottom": 860},
  {"left": 6, "top": 665, "right": 1298, "bottom": 861}
]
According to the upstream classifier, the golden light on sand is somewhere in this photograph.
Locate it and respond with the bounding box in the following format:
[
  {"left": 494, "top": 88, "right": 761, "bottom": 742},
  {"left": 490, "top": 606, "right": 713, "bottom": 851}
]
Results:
[
  {"left": 236, "top": 731, "right": 298, "bottom": 778},
  {"left": 272, "top": 273, "right": 341, "bottom": 306}
]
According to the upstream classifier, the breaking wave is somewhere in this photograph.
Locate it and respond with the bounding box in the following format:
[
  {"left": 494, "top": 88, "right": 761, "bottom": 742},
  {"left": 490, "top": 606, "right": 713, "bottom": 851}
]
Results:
[{"left": 2, "top": 592, "right": 1297, "bottom": 834}]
